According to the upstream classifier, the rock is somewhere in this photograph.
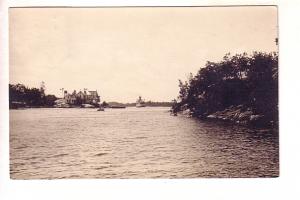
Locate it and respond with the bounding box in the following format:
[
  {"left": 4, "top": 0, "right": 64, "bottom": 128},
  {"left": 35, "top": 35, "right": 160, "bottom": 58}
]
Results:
[
  {"left": 249, "top": 114, "right": 267, "bottom": 127},
  {"left": 238, "top": 111, "right": 253, "bottom": 120},
  {"left": 217, "top": 115, "right": 223, "bottom": 119},
  {"left": 222, "top": 117, "right": 229, "bottom": 121},
  {"left": 240, "top": 120, "right": 248, "bottom": 125},
  {"left": 237, "top": 105, "right": 243, "bottom": 109},
  {"left": 181, "top": 109, "right": 191, "bottom": 116},
  {"left": 204, "top": 105, "right": 270, "bottom": 127},
  {"left": 233, "top": 113, "right": 240, "bottom": 120},
  {"left": 250, "top": 115, "right": 262, "bottom": 121},
  {"left": 207, "top": 114, "right": 217, "bottom": 119}
]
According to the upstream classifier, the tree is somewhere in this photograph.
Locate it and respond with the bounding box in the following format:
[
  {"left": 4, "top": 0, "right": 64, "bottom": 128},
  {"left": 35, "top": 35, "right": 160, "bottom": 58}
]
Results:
[
  {"left": 171, "top": 51, "right": 278, "bottom": 125},
  {"left": 101, "top": 101, "right": 109, "bottom": 108},
  {"left": 45, "top": 95, "right": 57, "bottom": 106},
  {"left": 9, "top": 83, "right": 58, "bottom": 108}
]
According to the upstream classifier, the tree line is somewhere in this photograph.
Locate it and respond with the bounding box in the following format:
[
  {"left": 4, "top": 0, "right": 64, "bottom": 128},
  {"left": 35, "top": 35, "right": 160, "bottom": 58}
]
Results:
[
  {"left": 103, "top": 101, "right": 173, "bottom": 107},
  {"left": 171, "top": 52, "right": 278, "bottom": 126},
  {"left": 9, "top": 83, "right": 57, "bottom": 108}
]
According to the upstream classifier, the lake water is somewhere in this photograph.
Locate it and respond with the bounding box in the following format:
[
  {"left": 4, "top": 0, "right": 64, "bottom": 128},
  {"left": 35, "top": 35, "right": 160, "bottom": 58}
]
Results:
[{"left": 10, "top": 107, "right": 279, "bottom": 179}]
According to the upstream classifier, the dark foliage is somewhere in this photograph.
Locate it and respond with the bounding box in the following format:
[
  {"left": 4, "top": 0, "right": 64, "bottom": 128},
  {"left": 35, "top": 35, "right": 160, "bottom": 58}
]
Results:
[
  {"left": 45, "top": 95, "right": 58, "bottom": 107},
  {"left": 144, "top": 101, "right": 173, "bottom": 107},
  {"left": 171, "top": 52, "right": 278, "bottom": 124},
  {"left": 101, "top": 101, "right": 109, "bottom": 108},
  {"left": 9, "top": 83, "right": 57, "bottom": 108}
]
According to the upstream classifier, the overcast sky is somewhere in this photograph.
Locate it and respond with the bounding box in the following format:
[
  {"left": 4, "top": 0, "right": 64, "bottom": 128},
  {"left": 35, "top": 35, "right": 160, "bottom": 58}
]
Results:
[{"left": 9, "top": 6, "right": 277, "bottom": 103}]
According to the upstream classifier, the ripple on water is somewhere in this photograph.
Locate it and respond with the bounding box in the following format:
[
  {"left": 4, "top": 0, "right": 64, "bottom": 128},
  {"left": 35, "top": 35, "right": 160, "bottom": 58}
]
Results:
[
  {"left": 94, "top": 153, "right": 108, "bottom": 157},
  {"left": 10, "top": 107, "right": 279, "bottom": 179}
]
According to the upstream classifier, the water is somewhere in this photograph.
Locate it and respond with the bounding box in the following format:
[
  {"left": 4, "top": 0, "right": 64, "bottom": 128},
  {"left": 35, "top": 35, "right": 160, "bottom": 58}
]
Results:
[{"left": 10, "top": 107, "right": 279, "bottom": 179}]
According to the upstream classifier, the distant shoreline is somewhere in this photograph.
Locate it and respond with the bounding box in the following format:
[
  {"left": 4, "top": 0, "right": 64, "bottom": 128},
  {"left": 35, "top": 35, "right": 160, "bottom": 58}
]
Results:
[
  {"left": 9, "top": 105, "right": 172, "bottom": 110},
  {"left": 9, "top": 83, "right": 173, "bottom": 109}
]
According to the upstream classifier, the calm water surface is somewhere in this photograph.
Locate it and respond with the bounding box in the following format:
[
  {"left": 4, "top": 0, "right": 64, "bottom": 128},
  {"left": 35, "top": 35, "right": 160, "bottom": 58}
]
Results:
[{"left": 10, "top": 107, "right": 279, "bottom": 179}]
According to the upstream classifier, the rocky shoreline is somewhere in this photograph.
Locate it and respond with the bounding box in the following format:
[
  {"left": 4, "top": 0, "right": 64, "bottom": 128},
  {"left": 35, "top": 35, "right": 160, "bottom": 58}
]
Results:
[
  {"left": 175, "top": 104, "right": 277, "bottom": 128},
  {"left": 206, "top": 105, "right": 276, "bottom": 128}
]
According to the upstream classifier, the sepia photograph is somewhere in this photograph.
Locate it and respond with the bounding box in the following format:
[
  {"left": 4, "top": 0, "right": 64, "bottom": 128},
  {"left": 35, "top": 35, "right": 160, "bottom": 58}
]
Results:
[{"left": 9, "top": 6, "right": 278, "bottom": 179}]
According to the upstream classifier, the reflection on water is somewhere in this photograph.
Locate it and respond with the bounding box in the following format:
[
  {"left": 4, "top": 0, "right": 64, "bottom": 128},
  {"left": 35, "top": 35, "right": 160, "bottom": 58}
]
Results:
[{"left": 10, "top": 107, "right": 279, "bottom": 179}]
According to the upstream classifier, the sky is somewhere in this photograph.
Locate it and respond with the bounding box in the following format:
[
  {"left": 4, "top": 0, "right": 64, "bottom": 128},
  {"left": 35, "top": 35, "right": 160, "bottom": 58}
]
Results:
[{"left": 9, "top": 6, "right": 278, "bottom": 103}]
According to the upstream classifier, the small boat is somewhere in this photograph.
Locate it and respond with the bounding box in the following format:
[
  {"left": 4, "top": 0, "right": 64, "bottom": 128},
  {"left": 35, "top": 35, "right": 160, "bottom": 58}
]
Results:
[
  {"left": 97, "top": 107, "right": 105, "bottom": 111},
  {"left": 54, "top": 99, "right": 71, "bottom": 108},
  {"left": 136, "top": 96, "right": 146, "bottom": 107}
]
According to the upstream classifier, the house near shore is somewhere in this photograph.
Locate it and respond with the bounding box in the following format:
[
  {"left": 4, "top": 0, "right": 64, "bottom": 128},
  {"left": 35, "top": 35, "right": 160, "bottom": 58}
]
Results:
[{"left": 61, "top": 89, "right": 100, "bottom": 106}]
